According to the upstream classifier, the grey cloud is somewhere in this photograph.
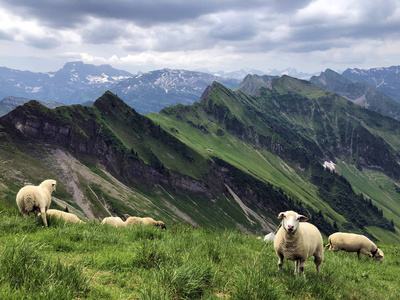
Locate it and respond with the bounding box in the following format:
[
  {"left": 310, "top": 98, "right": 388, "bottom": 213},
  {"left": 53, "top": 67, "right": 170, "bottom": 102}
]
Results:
[
  {"left": 24, "top": 35, "right": 61, "bottom": 49},
  {"left": 1, "top": 0, "right": 270, "bottom": 28},
  {"left": 270, "top": 0, "right": 313, "bottom": 13},
  {"left": 210, "top": 18, "right": 258, "bottom": 42},
  {"left": 0, "top": 29, "right": 16, "bottom": 41},
  {"left": 81, "top": 21, "right": 130, "bottom": 44}
]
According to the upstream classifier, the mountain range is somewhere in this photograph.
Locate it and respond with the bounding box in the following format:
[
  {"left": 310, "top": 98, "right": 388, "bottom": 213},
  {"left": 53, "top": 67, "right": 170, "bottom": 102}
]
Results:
[
  {"left": 310, "top": 69, "right": 400, "bottom": 120},
  {"left": 0, "top": 61, "right": 133, "bottom": 105},
  {"left": 1, "top": 73, "right": 399, "bottom": 241},
  {"left": 2, "top": 62, "right": 400, "bottom": 117},
  {"left": 0, "top": 62, "right": 240, "bottom": 114},
  {"left": 342, "top": 66, "right": 400, "bottom": 102}
]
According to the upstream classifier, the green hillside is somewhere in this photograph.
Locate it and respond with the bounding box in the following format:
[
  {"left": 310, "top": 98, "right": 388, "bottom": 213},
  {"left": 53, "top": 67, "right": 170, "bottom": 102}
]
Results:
[
  {"left": 1, "top": 77, "right": 399, "bottom": 241},
  {"left": 0, "top": 205, "right": 398, "bottom": 299},
  {"left": 150, "top": 78, "right": 400, "bottom": 239}
]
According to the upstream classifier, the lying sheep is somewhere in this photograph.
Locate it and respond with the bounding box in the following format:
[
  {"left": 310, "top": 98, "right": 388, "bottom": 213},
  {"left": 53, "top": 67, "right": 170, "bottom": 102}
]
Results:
[
  {"left": 44, "top": 209, "right": 85, "bottom": 224},
  {"left": 325, "top": 232, "right": 384, "bottom": 263},
  {"left": 274, "top": 210, "right": 324, "bottom": 274},
  {"left": 101, "top": 216, "right": 125, "bottom": 227},
  {"left": 16, "top": 179, "right": 57, "bottom": 227},
  {"left": 125, "top": 216, "right": 166, "bottom": 229}
]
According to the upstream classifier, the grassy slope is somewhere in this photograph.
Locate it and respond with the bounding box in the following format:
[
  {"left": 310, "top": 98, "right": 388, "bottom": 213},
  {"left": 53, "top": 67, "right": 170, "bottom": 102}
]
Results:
[
  {"left": 0, "top": 207, "right": 398, "bottom": 299},
  {"left": 149, "top": 80, "right": 400, "bottom": 241},
  {"left": 148, "top": 111, "right": 344, "bottom": 225},
  {"left": 336, "top": 161, "right": 400, "bottom": 242},
  {"left": 0, "top": 132, "right": 272, "bottom": 234}
]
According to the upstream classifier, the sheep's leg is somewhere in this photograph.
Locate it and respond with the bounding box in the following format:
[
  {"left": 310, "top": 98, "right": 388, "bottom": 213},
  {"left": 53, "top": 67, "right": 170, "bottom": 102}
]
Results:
[
  {"left": 277, "top": 252, "right": 284, "bottom": 270},
  {"left": 40, "top": 207, "right": 48, "bottom": 227},
  {"left": 360, "top": 249, "right": 373, "bottom": 258},
  {"left": 294, "top": 260, "right": 300, "bottom": 274},
  {"left": 357, "top": 250, "right": 360, "bottom": 259},
  {"left": 299, "top": 260, "right": 305, "bottom": 274},
  {"left": 314, "top": 254, "right": 323, "bottom": 274}
]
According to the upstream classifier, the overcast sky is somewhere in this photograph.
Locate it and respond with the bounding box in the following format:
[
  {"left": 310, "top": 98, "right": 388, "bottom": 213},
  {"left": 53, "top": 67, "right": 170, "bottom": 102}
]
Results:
[{"left": 1, "top": 0, "right": 399, "bottom": 74}]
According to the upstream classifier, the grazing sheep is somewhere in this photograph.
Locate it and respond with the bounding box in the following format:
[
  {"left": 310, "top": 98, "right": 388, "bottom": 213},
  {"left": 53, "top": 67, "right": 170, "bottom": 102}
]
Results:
[
  {"left": 101, "top": 216, "right": 125, "bottom": 227},
  {"left": 16, "top": 179, "right": 57, "bottom": 227},
  {"left": 324, "top": 232, "right": 384, "bottom": 263},
  {"left": 274, "top": 210, "right": 324, "bottom": 274},
  {"left": 125, "top": 216, "right": 166, "bottom": 229},
  {"left": 44, "top": 209, "right": 85, "bottom": 224},
  {"left": 124, "top": 216, "right": 140, "bottom": 226}
]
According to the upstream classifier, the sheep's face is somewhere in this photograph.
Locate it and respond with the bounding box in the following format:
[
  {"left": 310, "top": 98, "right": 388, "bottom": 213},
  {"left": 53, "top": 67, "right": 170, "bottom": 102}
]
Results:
[
  {"left": 156, "top": 221, "right": 166, "bottom": 229},
  {"left": 51, "top": 181, "right": 57, "bottom": 192},
  {"left": 278, "top": 210, "right": 308, "bottom": 233},
  {"left": 375, "top": 249, "right": 384, "bottom": 263},
  {"left": 40, "top": 179, "right": 57, "bottom": 192}
]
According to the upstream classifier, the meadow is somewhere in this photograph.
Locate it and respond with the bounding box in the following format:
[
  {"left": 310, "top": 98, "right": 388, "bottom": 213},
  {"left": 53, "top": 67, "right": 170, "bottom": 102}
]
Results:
[{"left": 0, "top": 204, "right": 399, "bottom": 300}]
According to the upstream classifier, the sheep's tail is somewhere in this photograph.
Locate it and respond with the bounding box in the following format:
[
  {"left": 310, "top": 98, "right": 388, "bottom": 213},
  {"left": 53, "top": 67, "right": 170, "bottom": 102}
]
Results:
[{"left": 23, "top": 194, "right": 37, "bottom": 212}]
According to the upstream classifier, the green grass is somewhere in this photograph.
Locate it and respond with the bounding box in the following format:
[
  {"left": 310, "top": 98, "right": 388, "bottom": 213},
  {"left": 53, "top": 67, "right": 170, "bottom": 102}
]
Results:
[
  {"left": 336, "top": 160, "right": 400, "bottom": 235},
  {"left": 1, "top": 204, "right": 399, "bottom": 299}
]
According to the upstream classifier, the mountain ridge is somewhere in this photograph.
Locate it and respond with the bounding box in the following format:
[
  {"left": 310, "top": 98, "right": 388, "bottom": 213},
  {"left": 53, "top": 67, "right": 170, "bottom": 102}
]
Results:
[
  {"left": 310, "top": 69, "right": 400, "bottom": 120},
  {"left": 1, "top": 79, "right": 400, "bottom": 240}
]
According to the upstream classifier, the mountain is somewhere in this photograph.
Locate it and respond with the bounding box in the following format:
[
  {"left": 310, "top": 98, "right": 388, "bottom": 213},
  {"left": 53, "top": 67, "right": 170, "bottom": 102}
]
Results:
[
  {"left": 0, "top": 62, "right": 240, "bottom": 114},
  {"left": 213, "top": 68, "right": 266, "bottom": 80},
  {"left": 0, "top": 61, "right": 133, "bottom": 105},
  {"left": 152, "top": 78, "right": 400, "bottom": 240},
  {"left": 310, "top": 69, "right": 400, "bottom": 120},
  {"left": 0, "top": 96, "right": 65, "bottom": 116},
  {"left": 270, "top": 67, "right": 319, "bottom": 80},
  {"left": 1, "top": 78, "right": 399, "bottom": 241},
  {"left": 342, "top": 66, "right": 400, "bottom": 102},
  {"left": 234, "top": 74, "right": 278, "bottom": 95},
  {"left": 109, "top": 68, "right": 240, "bottom": 114},
  {"left": 211, "top": 68, "right": 318, "bottom": 81}
]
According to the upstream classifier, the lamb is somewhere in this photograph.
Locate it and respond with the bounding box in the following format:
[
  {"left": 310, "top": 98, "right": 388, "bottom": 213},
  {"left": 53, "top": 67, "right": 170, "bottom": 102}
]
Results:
[
  {"left": 273, "top": 210, "right": 324, "bottom": 274},
  {"left": 125, "top": 216, "right": 166, "bottom": 229},
  {"left": 16, "top": 179, "right": 57, "bottom": 227},
  {"left": 324, "top": 232, "right": 384, "bottom": 263},
  {"left": 101, "top": 216, "right": 125, "bottom": 227},
  {"left": 44, "top": 209, "right": 85, "bottom": 224}
]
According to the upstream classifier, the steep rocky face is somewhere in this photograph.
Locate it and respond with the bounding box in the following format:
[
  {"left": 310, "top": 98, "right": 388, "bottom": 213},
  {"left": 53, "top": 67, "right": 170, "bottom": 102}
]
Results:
[{"left": 234, "top": 74, "right": 277, "bottom": 96}]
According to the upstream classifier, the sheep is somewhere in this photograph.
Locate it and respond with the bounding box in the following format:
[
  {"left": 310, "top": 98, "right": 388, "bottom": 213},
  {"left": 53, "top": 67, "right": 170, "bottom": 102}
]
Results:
[
  {"left": 264, "top": 232, "right": 275, "bottom": 243},
  {"left": 324, "top": 232, "right": 384, "bottom": 263},
  {"left": 44, "top": 209, "right": 85, "bottom": 224},
  {"left": 273, "top": 210, "right": 324, "bottom": 275},
  {"left": 125, "top": 216, "right": 166, "bottom": 229},
  {"left": 101, "top": 216, "right": 125, "bottom": 227},
  {"left": 16, "top": 179, "right": 57, "bottom": 227}
]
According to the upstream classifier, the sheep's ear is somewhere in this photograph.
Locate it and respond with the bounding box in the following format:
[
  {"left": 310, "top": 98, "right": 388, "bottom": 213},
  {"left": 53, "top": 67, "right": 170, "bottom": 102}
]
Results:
[
  {"left": 278, "top": 212, "right": 285, "bottom": 219},
  {"left": 298, "top": 215, "right": 308, "bottom": 222}
]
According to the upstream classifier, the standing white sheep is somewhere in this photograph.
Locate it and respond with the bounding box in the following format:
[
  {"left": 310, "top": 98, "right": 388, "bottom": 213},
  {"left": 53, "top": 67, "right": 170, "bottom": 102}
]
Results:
[
  {"left": 274, "top": 210, "right": 324, "bottom": 274},
  {"left": 44, "top": 209, "right": 85, "bottom": 224},
  {"left": 101, "top": 216, "right": 125, "bottom": 227},
  {"left": 16, "top": 179, "right": 57, "bottom": 227},
  {"left": 324, "top": 232, "right": 384, "bottom": 263}
]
